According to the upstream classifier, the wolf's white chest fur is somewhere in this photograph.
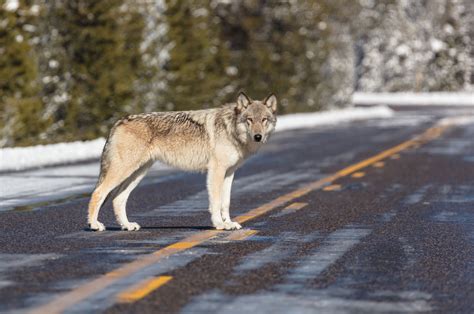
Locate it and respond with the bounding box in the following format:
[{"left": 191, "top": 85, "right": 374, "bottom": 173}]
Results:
[{"left": 214, "top": 141, "right": 246, "bottom": 170}]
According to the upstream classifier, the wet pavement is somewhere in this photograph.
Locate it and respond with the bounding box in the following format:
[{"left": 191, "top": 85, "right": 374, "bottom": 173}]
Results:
[{"left": 0, "top": 107, "right": 473, "bottom": 313}]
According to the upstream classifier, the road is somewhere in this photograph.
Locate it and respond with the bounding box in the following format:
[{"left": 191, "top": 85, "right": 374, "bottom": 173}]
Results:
[{"left": 0, "top": 106, "right": 473, "bottom": 313}]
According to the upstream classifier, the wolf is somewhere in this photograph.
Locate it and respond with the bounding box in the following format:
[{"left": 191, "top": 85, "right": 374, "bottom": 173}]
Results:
[{"left": 87, "top": 92, "right": 277, "bottom": 231}]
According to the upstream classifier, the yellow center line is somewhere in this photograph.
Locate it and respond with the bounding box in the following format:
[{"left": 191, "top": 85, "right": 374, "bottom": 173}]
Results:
[
  {"left": 28, "top": 120, "right": 453, "bottom": 314},
  {"left": 117, "top": 276, "right": 173, "bottom": 303},
  {"left": 284, "top": 202, "right": 308, "bottom": 210},
  {"left": 28, "top": 230, "right": 219, "bottom": 314},
  {"left": 373, "top": 161, "right": 385, "bottom": 168},
  {"left": 351, "top": 171, "right": 366, "bottom": 178},
  {"left": 166, "top": 241, "right": 199, "bottom": 250},
  {"left": 323, "top": 184, "right": 342, "bottom": 191}
]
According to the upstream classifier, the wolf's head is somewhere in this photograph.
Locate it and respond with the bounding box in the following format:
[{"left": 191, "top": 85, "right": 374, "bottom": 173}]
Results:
[{"left": 234, "top": 92, "right": 277, "bottom": 144}]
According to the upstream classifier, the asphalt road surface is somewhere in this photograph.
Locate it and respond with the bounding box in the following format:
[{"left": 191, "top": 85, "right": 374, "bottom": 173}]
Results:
[{"left": 0, "top": 106, "right": 473, "bottom": 313}]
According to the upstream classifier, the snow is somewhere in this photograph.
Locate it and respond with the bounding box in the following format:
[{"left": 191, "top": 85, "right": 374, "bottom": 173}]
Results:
[
  {"left": 430, "top": 38, "right": 445, "bottom": 52},
  {"left": 276, "top": 106, "right": 393, "bottom": 132},
  {"left": 395, "top": 44, "right": 410, "bottom": 56},
  {"left": 356, "top": 1, "right": 472, "bottom": 92},
  {"left": 0, "top": 162, "right": 174, "bottom": 211},
  {"left": 0, "top": 138, "right": 106, "bottom": 172},
  {"left": 4, "top": 0, "right": 19, "bottom": 11},
  {"left": 352, "top": 92, "right": 474, "bottom": 106},
  {"left": 0, "top": 163, "right": 101, "bottom": 210},
  {"left": 0, "top": 106, "right": 394, "bottom": 172}
]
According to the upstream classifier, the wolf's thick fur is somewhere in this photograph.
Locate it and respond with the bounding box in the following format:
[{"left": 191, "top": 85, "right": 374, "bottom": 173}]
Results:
[{"left": 87, "top": 92, "right": 277, "bottom": 231}]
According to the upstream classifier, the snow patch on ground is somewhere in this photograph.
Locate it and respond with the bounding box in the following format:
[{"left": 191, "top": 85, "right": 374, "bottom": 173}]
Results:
[
  {"left": 0, "top": 106, "right": 393, "bottom": 172},
  {"left": 352, "top": 92, "right": 474, "bottom": 106},
  {"left": 276, "top": 106, "right": 393, "bottom": 132},
  {"left": 0, "top": 138, "right": 106, "bottom": 172}
]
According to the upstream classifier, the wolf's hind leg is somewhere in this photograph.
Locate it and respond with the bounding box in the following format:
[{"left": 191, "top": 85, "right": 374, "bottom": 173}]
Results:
[
  {"left": 221, "top": 171, "right": 241, "bottom": 230},
  {"left": 112, "top": 161, "right": 152, "bottom": 231},
  {"left": 88, "top": 185, "right": 112, "bottom": 231},
  {"left": 88, "top": 161, "right": 146, "bottom": 231},
  {"left": 88, "top": 170, "right": 126, "bottom": 231},
  {"left": 87, "top": 133, "right": 149, "bottom": 231}
]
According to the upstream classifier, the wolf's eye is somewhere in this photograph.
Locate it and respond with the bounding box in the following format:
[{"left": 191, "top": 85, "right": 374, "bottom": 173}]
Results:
[
  {"left": 262, "top": 118, "right": 267, "bottom": 123},
  {"left": 246, "top": 118, "right": 253, "bottom": 123}
]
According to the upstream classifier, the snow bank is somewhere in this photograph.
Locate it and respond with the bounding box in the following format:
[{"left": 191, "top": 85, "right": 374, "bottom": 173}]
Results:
[
  {"left": 0, "top": 138, "right": 106, "bottom": 172},
  {"left": 0, "top": 106, "right": 393, "bottom": 172},
  {"left": 352, "top": 92, "right": 474, "bottom": 106},
  {"left": 276, "top": 105, "right": 393, "bottom": 132}
]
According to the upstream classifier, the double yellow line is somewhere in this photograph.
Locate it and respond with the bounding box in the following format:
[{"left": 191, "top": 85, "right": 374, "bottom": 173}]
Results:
[{"left": 29, "top": 120, "right": 453, "bottom": 314}]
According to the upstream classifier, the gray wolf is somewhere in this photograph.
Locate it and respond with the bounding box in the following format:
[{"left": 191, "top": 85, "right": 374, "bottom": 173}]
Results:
[{"left": 87, "top": 92, "right": 277, "bottom": 231}]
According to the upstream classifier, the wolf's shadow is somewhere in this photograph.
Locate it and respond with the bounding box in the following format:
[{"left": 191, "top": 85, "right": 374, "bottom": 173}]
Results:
[{"left": 84, "top": 225, "right": 213, "bottom": 232}]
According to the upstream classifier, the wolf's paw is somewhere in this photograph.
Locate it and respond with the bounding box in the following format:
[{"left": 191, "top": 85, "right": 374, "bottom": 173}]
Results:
[
  {"left": 89, "top": 221, "right": 106, "bottom": 231},
  {"left": 213, "top": 221, "right": 226, "bottom": 230},
  {"left": 223, "top": 221, "right": 242, "bottom": 230},
  {"left": 121, "top": 222, "right": 141, "bottom": 231}
]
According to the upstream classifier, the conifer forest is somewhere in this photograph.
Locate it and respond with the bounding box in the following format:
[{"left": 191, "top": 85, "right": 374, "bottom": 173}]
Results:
[{"left": 0, "top": 0, "right": 472, "bottom": 147}]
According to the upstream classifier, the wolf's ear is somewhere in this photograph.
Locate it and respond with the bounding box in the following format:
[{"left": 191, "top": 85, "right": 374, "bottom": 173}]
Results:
[
  {"left": 236, "top": 92, "right": 251, "bottom": 114},
  {"left": 264, "top": 93, "right": 277, "bottom": 113}
]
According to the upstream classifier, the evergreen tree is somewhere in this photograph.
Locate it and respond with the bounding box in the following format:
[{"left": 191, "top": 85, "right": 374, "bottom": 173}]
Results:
[
  {"left": 1, "top": 0, "right": 472, "bottom": 147},
  {"left": 426, "top": 0, "right": 472, "bottom": 91},
  {"left": 163, "top": 0, "right": 231, "bottom": 110},
  {"left": 214, "top": 0, "right": 346, "bottom": 113},
  {"left": 36, "top": 0, "right": 71, "bottom": 142},
  {"left": 131, "top": 0, "right": 163, "bottom": 113},
  {"left": 0, "top": 0, "right": 48, "bottom": 147},
  {"left": 356, "top": 0, "right": 472, "bottom": 92},
  {"left": 59, "top": 0, "right": 146, "bottom": 140}
]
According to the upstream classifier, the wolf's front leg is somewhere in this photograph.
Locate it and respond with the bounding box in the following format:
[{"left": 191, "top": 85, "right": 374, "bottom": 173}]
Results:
[
  {"left": 207, "top": 164, "right": 229, "bottom": 230},
  {"left": 221, "top": 172, "right": 242, "bottom": 230}
]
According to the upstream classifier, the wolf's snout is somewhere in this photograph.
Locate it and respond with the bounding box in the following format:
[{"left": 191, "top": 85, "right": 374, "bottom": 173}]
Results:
[{"left": 254, "top": 134, "right": 262, "bottom": 142}]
